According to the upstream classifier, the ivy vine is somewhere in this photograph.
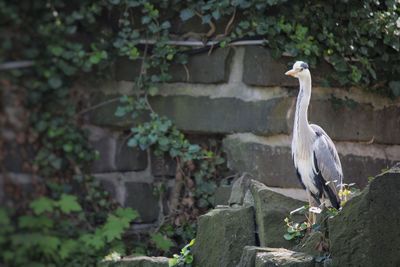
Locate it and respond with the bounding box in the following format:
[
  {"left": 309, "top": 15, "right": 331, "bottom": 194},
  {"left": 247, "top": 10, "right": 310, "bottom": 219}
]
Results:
[{"left": 1, "top": 0, "right": 399, "bottom": 265}]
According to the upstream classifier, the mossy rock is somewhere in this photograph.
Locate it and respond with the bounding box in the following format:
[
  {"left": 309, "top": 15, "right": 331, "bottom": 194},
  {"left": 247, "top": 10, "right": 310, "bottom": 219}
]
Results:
[
  {"left": 329, "top": 164, "right": 400, "bottom": 266},
  {"left": 193, "top": 206, "right": 256, "bottom": 267}
]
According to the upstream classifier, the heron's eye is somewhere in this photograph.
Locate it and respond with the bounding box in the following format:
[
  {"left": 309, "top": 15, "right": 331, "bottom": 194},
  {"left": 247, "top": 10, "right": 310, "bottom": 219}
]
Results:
[{"left": 299, "top": 68, "right": 304, "bottom": 72}]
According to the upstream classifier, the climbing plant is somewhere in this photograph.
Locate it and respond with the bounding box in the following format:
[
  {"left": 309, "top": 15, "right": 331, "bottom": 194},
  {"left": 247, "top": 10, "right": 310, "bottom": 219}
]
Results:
[{"left": 1, "top": 0, "right": 399, "bottom": 264}]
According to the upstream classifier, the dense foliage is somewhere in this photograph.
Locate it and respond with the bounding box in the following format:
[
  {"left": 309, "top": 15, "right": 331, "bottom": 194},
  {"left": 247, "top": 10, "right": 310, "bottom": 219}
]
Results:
[{"left": 0, "top": 0, "right": 399, "bottom": 265}]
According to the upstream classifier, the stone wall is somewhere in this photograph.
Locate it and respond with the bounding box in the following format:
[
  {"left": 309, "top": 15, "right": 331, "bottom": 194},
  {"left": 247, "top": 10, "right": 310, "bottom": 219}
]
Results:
[
  {"left": 3, "top": 45, "right": 399, "bottom": 228},
  {"left": 82, "top": 44, "right": 400, "bottom": 219}
]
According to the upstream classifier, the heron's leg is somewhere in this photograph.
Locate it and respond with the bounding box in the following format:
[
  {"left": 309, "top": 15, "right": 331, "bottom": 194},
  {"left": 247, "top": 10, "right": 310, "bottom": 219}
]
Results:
[{"left": 306, "top": 190, "right": 316, "bottom": 225}]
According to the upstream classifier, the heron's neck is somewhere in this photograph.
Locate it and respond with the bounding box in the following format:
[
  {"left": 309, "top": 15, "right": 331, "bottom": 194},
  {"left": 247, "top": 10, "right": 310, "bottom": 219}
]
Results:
[{"left": 294, "top": 75, "right": 313, "bottom": 140}]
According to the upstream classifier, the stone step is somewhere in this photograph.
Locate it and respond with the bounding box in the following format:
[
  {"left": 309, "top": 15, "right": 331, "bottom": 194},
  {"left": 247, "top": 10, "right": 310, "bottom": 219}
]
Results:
[{"left": 223, "top": 133, "right": 400, "bottom": 189}]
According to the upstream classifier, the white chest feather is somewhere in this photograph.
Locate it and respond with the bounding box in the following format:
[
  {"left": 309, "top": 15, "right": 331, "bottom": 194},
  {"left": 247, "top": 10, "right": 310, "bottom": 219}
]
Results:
[{"left": 292, "top": 136, "right": 319, "bottom": 194}]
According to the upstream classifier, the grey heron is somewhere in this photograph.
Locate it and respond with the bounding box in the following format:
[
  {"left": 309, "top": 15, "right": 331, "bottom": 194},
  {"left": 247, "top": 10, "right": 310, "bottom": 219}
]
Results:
[{"left": 285, "top": 61, "right": 342, "bottom": 213}]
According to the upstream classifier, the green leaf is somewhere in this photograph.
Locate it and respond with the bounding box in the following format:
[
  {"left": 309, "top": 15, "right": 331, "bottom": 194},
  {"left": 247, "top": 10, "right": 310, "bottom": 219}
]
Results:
[
  {"left": 127, "top": 138, "right": 138, "bottom": 147},
  {"left": 19, "top": 215, "right": 54, "bottom": 229},
  {"left": 63, "top": 143, "right": 74, "bottom": 152},
  {"left": 161, "top": 21, "right": 171, "bottom": 29},
  {"left": 212, "top": 10, "right": 220, "bottom": 20},
  {"left": 59, "top": 239, "right": 77, "bottom": 259},
  {"left": 30, "top": 197, "right": 54, "bottom": 214},
  {"left": 0, "top": 208, "right": 10, "bottom": 225},
  {"left": 115, "top": 106, "right": 127, "bottom": 117},
  {"left": 48, "top": 77, "right": 63, "bottom": 89},
  {"left": 148, "top": 86, "right": 159, "bottom": 96},
  {"left": 38, "top": 235, "right": 61, "bottom": 255},
  {"left": 81, "top": 233, "right": 105, "bottom": 250},
  {"left": 102, "top": 215, "right": 126, "bottom": 242},
  {"left": 283, "top": 233, "right": 294, "bottom": 240},
  {"left": 151, "top": 233, "right": 174, "bottom": 252},
  {"left": 188, "top": 144, "right": 200, "bottom": 154},
  {"left": 115, "top": 207, "right": 139, "bottom": 221},
  {"left": 180, "top": 9, "right": 195, "bottom": 21},
  {"left": 185, "top": 254, "right": 193, "bottom": 263},
  {"left": 287, "top": 226, "right": 296, "bottom": 234},
  {"left": 49, "top": 46, "right": 64, "bottom": 56},
  {"left": 169, "top": 257, "right": 178, "bottom": 267},
  {"left": 57, "top": 194, "right": 82, "bottom": 214}
]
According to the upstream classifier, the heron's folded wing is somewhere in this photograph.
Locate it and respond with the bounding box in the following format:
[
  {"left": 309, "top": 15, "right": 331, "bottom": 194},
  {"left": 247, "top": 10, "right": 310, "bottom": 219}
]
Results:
[{"left": 311, "top": 125, "right": 343, "bottom": 196}]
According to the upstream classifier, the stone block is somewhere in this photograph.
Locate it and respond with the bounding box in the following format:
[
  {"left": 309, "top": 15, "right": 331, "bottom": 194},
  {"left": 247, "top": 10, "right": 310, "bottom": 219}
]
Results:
[
  {"left": 99, "top": 179, "right": 118, "bottom": 201},
  {"left": 115, "top": 138, "right": 148, "bottom": 172},
  {"left": 213, "top": 185, "right": 232, "bottom": 206},
  {"left": 193, "top": 206, "right": 256, "bottom": 267},
  {"left": 250, "top": 180, "right": 306, "bottom": 248},
  {"left": 150, "top": 152, "right": 176, "bottom": 177},
  {"left": 116, "top": 48, "right": 232, "bottom": 84},
  {"left": 294, "top": 231, "right": 326, "bottom": 258},
  {"left": 223, "top": 133, "right": 400, "bottom": 189},
  {"left": 228, "top": 174, "right": 252, "bottom": 206},
  {"left": 255, "top": 248, "right": 314, "bottom": 267},
  {"left": 306, "top": 99, "right": 400, "bottom": 145},
  {"left": 89, "top": 127, "right": 147, "bottom": 173},
  {"left": 329, "top": 164, "right": 400, "bottom": 267},
  {"left": 101, "top": 256, "right": 168, "bottom": 267},
  {"left": 124, "top": 182, "right": 159, "bottom": 223},
  {"left": 223, "top": 134, "right": 301, "bottom": 189},
  {"left": 243, "top": 46, "right": 297, "bottom": 87},
  {"left": 90, "top": 134, "right": 117, "bottom": 173},
  {"left": 150, "top": 95, "right": 291, "bottom": 135},
  {"left": 3, "top": 143, "right": 35, "bottom": 173},
  {"left": 87, "top": 93, "right": 132, "bottom": 128},
  {"left": 168, "top": 48, "right": 232, "bottom": 83},
  {"left": 242, "top": 46, "right": 336, "bottom": 88}
]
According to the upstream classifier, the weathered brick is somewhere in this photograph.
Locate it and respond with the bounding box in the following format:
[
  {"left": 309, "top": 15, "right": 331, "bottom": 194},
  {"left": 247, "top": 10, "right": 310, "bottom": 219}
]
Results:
[
  {"left": 115, "top": 138, "right": 148, "bottom": 172},
  {"left": 150, "top": 152, "right": 176, "bottom": 177},
  {"left": 90, "top": 134, "right": 116, "bottom": 173},
  {"left": 223, "top": 133, "right": 400, "bottom": 189},
  {"left": 242, "top": 46, "right": 297, "bottom": 87},
  {"left": 306, "top": 98, "right": 400, "bottom": 145},
  {"left": 124, "top": 182, "right": 159, "bottom": 223},
  {"left": 90, "top": 132, "right": 147, "bottom": 173},
  {"left": 115, "top": 48, "right": 232, "bottom": 84},
  {"left": 87, "top": 85, "right": 400, "bottom": 144},
  {"left": 150, "top": 95, "right": 291, "bottom": 135},
  {"left": 3, "top": 143, "right": 35, "bottom": 173},
  {"left": 87, "top": 93, "right": 149, "bottom": 128}
]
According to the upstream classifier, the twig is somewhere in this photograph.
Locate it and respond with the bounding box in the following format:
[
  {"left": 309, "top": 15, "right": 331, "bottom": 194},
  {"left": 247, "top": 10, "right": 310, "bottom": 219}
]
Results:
[
  {"left": 224, "top": 7, "right": 236, "bottom": 36},
  {"left": 144, "top": 93, "right": 156, "bottom": 114},
  {"left": 182, "top": 64, "right": 190, "bottom": 81},
  {"left": 76, "top": 97, "right": 120, "bottom": 116}
]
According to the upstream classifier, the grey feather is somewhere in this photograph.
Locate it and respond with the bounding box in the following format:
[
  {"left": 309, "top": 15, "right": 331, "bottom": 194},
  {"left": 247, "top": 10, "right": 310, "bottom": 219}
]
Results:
[{"left": 310, "top": 124, "right": 343, "bottom": 199}]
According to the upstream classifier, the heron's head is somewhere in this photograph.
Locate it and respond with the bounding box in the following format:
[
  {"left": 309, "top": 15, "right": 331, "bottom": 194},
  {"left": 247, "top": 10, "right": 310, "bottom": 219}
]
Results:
[{"left": 285, "top": 61, "right": 310, "bottom": 79}]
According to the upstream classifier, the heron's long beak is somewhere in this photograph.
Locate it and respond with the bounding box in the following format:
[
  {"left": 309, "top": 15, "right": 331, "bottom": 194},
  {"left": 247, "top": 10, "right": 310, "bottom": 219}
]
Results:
[{"left": 285, "top": 69, "right": 298, "bottom": 77}]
